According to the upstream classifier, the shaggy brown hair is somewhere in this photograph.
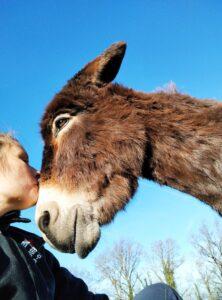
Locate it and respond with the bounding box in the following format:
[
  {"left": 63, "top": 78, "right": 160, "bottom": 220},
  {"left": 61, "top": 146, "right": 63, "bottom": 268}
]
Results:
[
  {"left": 0, "top": 134, "right": 22, "bottom": 171},
  {"left": 40, "top": 42, "right": 222, "bottom": 227}
]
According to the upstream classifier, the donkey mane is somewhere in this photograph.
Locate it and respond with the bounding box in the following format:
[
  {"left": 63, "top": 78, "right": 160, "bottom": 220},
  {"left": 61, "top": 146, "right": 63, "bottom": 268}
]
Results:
[{"left": 113, "top": 85, "right": 222, "bottom": 213}]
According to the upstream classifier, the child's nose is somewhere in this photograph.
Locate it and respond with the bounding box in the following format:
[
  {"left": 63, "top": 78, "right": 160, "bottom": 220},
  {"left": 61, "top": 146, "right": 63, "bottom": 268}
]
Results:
[
  {"left": 35, "top": 170, "right": 41, "bottom": 181},
  {"left": 30, "top": 167, "right": 40, "bottom": 181}
]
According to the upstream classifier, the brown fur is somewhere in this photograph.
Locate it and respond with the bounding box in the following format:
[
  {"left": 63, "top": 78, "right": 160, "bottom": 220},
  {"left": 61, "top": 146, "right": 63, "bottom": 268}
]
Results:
[{"left": 40, "top": 42, "right": 222, "bottom": 227}]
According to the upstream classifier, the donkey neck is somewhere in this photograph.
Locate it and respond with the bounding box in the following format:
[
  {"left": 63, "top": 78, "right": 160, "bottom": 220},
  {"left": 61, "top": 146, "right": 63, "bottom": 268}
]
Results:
[{"left": 126, "top": 88, "right": 222, "bottom": 213}]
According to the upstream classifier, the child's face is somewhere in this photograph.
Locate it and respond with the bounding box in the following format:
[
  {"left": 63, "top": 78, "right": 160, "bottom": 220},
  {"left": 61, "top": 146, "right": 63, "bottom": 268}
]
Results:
[{"left": 0, "top": 143, "right": 39, "bottom": 211}]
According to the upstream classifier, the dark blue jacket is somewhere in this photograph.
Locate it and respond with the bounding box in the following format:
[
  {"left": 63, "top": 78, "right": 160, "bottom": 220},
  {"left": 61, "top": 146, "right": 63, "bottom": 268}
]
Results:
[{"left": 0, "top": 211, "right": 108, "bottom": 300}]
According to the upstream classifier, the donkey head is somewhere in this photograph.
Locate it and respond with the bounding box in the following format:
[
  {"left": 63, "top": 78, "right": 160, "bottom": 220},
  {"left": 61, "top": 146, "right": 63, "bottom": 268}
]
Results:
[{"left": 35, "top": 42, "right": 146, "bottom": 258}]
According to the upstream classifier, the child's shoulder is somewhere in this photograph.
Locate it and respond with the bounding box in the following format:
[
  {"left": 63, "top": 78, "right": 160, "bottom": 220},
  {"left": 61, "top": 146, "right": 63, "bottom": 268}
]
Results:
[{"left": 0, "top": 211, "right": 44, "bottom": 249}]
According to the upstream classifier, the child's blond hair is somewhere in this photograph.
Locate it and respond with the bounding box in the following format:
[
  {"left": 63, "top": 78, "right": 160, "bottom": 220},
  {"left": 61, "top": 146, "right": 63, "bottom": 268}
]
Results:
[{"left": 0, "top": 134, "right": 22, "bottom": 171}]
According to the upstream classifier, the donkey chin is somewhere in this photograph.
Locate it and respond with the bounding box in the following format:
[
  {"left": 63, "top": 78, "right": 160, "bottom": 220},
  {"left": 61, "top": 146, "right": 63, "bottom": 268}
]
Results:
[{"left": 35, "top": 186, "right": 101, "bottom": 258}]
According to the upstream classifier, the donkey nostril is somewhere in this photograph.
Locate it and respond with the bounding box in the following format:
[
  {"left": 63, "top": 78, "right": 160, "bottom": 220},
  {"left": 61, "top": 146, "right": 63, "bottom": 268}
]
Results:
[{"left": 38, "top": 211, "right": 50, "bottom": 233}]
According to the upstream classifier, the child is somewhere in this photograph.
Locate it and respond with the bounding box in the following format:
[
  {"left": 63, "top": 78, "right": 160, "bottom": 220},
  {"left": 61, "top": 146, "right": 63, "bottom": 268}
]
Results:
[
  {"left": 0, "top": 134, "right": 183, "bottom": 300},
  {"left": 0, "top": 134, "right": 108, "bottom": 300}
]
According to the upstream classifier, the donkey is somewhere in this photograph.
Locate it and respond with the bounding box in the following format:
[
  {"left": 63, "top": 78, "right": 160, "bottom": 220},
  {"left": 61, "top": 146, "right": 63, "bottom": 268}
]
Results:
[{"left": 36, "top": 42, "right": 222, "bottom": 258}]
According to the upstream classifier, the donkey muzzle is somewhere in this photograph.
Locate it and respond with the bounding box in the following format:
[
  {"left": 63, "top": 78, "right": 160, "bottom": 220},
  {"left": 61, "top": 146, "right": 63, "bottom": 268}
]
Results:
[{"left": 36, "top": 201, "right": 101, "bottom": 258}]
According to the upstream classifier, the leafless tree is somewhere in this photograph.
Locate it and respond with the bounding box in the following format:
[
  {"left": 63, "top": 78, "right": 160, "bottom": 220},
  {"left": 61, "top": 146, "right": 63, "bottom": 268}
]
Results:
[
  {"left": 70, "top": 223, "right": 222, "bottom": 300},
  {"left": 95, "top": 240, "right": 145, "bottom": 300},
  {"left": 149, "top": 239, "right": 183, "bottom": 291},
  {"left": 154, "top": 80, "right": 179, "bottom": 94},
  {"left": 136, "top": 270, "right": 153, "bottom": 290},
  {"left": 193, "top": 282, "right": 203, "bottom": 300},
  {"left": 191, "top": 222, "right": 222, "bottom": 299},
  {"left": 67, "top": 266, "right": 110, "bottom": 296}
]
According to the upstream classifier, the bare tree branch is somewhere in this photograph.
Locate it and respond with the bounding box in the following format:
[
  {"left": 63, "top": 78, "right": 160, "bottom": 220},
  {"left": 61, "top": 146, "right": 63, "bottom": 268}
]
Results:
[
  {"left": 149, "top": 238, "right": 183, "bottom": 291},
  {"left": 191, "top": 222, "right": 222, "bottom": 299},
  {"left": 95, "top": 240, "right": 144, "bottom": 300}
]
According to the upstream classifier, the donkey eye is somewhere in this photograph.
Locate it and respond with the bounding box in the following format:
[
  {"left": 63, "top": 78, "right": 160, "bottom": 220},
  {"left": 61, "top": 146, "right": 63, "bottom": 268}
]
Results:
[
  {"left": 53, "top": 112, "right": 74, "bottom": 136},
  {"left": 55, "top": 117, "right": 70, "bottom": 131}
]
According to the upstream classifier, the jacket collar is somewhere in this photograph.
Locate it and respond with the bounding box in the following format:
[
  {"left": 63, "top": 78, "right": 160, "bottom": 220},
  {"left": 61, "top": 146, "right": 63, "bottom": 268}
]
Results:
[
  {"left": 0, "top": 210, "right": 31, "bottom": 230},
  {"left": 0, "top": 211, "right": 44, "bottom": 248}
]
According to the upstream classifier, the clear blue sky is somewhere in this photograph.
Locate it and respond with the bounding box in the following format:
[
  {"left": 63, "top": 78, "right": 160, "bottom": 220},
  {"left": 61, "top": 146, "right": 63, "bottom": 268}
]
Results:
[{"left": 1, "top": 0, "right": 222, "bottom": 274}]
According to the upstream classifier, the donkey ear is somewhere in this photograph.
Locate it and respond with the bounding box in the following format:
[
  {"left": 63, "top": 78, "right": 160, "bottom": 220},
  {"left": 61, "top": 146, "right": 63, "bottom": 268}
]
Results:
[{"left": 75, "top": 42, "right": 127, "bottom": 86}]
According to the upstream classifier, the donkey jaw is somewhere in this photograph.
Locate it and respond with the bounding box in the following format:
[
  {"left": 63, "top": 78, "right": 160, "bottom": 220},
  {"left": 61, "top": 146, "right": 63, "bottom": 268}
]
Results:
[{"left": 35, "top": 186, "right": 101, "bottom": 258}]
